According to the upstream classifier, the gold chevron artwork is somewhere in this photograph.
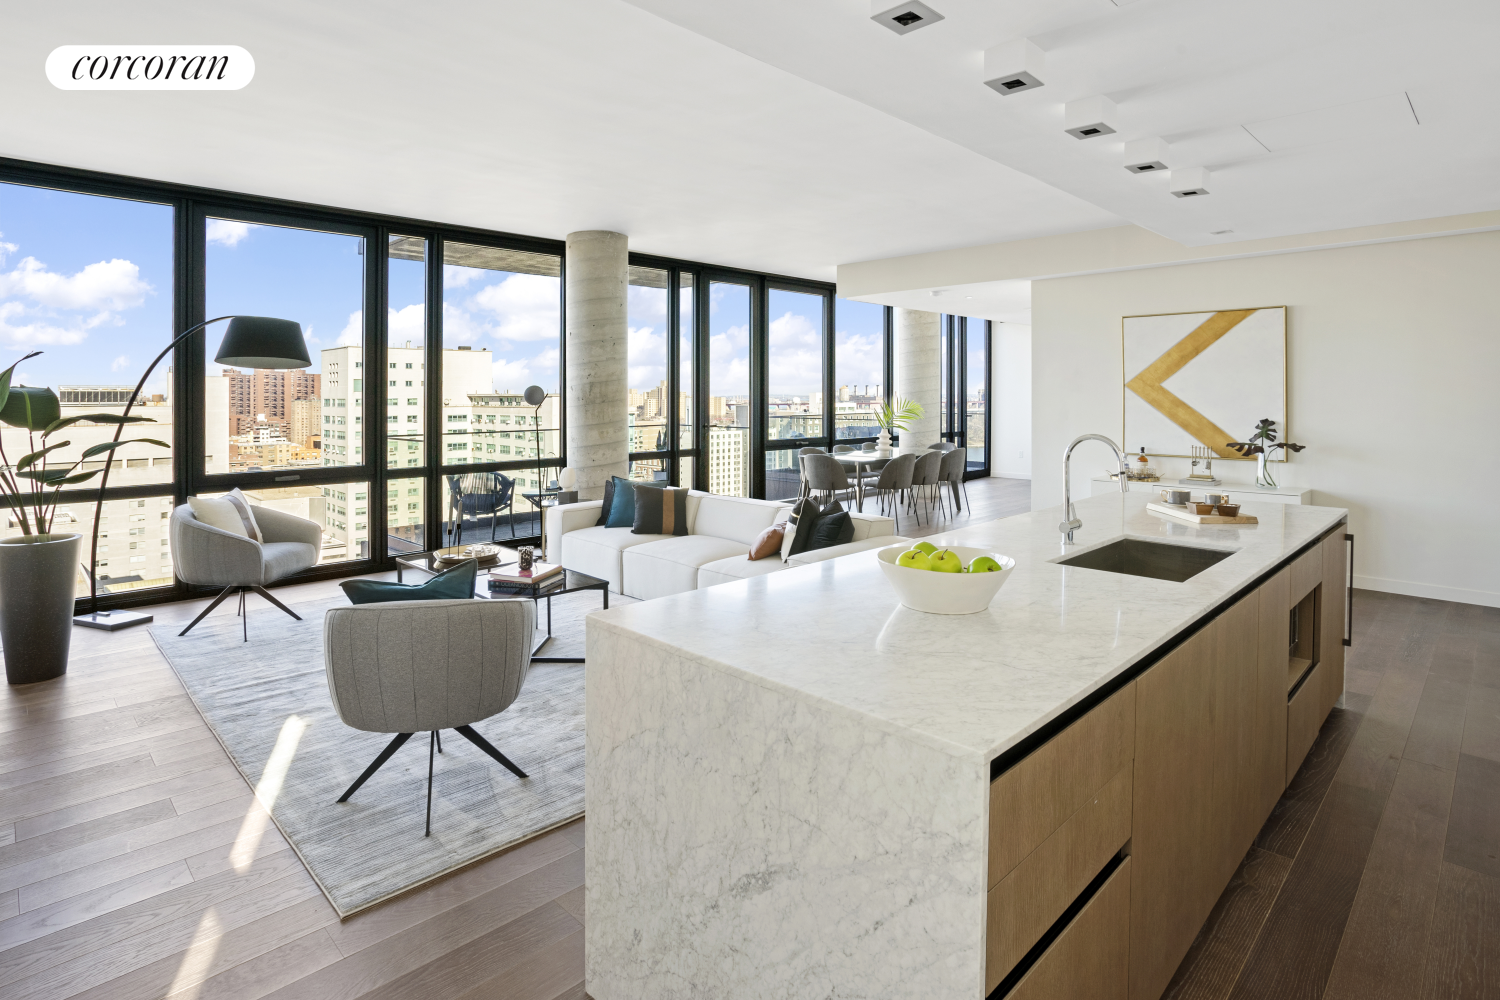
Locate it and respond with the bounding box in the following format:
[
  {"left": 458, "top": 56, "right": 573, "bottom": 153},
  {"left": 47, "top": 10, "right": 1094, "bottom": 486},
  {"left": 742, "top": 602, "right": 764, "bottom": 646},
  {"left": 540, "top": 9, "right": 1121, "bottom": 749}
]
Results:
[{"left": 1123, "top": 307, "right": 1286, "bottom": 461}]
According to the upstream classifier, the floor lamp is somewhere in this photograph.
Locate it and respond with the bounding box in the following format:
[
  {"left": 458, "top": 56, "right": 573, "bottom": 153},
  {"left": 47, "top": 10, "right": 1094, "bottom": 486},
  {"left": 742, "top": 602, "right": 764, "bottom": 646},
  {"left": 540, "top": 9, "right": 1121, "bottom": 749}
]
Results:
[
  {"left": 74, "top": 315, "right": 311, "bottom": 631},
  {"left": 523, "top": 385, "right": 546, "bottom": 533}
]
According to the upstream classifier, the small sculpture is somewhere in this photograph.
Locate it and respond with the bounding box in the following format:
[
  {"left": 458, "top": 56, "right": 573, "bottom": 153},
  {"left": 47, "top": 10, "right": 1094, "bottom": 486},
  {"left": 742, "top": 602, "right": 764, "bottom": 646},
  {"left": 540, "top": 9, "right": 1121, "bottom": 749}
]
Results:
[
  {"left": 1226, "top": 418, "right": 1304, "bottom": 488},
  {"left": 517, "top": 546, "right": 534, "bottom": 573}
]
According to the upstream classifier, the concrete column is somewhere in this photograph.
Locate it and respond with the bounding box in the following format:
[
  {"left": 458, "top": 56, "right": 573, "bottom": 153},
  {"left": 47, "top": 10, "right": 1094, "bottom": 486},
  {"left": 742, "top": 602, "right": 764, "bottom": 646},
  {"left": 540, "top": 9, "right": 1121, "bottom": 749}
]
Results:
[
  {"left": 895, "top": 308, "right": 942, "bottom": 449},
  {"left": 565, "top": 231, "right": 629, "bottom": 500}
]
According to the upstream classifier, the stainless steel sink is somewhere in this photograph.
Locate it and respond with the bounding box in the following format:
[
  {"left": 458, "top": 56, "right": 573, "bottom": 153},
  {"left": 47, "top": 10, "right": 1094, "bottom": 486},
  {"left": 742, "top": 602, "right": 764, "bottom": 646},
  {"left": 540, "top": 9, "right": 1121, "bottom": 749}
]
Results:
[{"left": 1055, "top": 538, "right": 1234, "bottom": 583}]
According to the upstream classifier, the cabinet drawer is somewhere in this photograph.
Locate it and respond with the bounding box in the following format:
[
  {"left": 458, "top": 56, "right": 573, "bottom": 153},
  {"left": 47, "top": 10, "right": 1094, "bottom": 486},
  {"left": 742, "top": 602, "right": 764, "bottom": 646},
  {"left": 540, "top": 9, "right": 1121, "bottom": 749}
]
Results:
[
  {"left": 1000, "top": 856, "right": 1131, "bottom": 1000},
  {"left": 990, "top": 683, "right": 1135, "bottom": 887},
  {"left": 1287, "top": 660, "right": 1327, "bottom": 783},
  {"left": 987, "top": 765, "right": 1132, "bottom": 993},
  {"left": 1290, "top": 546, "right": 1322, "bottom": 604}
]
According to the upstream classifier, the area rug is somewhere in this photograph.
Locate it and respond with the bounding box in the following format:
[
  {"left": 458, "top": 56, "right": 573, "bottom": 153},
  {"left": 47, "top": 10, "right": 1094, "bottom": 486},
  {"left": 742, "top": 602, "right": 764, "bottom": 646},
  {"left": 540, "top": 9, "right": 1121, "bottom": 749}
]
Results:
[{"left": 150, "top": 593, "right": 596, "bottom": 916}]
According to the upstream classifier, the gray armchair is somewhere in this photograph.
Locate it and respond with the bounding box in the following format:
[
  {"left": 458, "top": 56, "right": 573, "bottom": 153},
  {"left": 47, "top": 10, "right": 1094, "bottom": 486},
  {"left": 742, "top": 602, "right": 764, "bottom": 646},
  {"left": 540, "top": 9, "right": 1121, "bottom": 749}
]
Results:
[
  {"left": 324, "top": 598, "right": 537, "bottom": 836},
  {"left": 170, "top": 503, "right": 321, "bottom": 640}
]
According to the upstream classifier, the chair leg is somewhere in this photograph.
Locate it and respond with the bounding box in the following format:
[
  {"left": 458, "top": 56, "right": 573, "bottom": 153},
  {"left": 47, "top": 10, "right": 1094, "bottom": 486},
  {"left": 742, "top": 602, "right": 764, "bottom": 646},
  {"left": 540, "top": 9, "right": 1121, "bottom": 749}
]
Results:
[
  {"left": 337, "top": 732, "right": 414, "bottom": 803},
  {"left": 425, "top": 731, "right": 436, "bottom": 837},
  {"left": 178, "top": 585, "right": 238, "bottom": 637},
  {"left": 241, "top": 592, "right": 248, "bottom": 642},
  {"left": 251, "top": 586, "right": 303, "bottom": 621},
  {"left": 453, "top": 724, "right": 529, "bottom": 779}
]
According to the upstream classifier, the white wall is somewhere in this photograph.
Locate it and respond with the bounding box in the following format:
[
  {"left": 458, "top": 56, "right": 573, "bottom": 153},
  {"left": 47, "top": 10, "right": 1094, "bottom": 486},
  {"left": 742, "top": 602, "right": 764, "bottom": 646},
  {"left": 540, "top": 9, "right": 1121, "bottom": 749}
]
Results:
[
  {"left": 1032, "top": 230, "right": 1500, "bottom": 607},
  {"left": 992, "top": 323, "right": 1032, "bottom": 479}
]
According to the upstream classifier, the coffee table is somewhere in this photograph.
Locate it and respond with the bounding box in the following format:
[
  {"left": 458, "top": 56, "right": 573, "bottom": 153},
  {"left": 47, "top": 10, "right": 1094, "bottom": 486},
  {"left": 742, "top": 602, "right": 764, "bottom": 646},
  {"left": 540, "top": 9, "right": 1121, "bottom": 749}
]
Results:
[{"left": 393, "top": 547, "right": 608, "bottom": 663}]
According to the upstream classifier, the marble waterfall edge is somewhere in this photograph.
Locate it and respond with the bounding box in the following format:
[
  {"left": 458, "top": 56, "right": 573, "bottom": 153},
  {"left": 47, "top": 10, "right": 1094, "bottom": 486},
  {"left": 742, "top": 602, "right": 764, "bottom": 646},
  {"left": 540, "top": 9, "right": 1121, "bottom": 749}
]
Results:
[{"left": 584, "top": 625, "right": 990, "bottom": 1000}]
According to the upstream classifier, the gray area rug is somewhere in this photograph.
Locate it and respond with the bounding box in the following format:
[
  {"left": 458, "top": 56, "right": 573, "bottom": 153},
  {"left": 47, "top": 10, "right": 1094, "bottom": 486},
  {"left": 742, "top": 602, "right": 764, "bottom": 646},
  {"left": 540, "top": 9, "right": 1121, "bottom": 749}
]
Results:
[{"left": 150, "top": 589, "right": 614, "bottom": 916}]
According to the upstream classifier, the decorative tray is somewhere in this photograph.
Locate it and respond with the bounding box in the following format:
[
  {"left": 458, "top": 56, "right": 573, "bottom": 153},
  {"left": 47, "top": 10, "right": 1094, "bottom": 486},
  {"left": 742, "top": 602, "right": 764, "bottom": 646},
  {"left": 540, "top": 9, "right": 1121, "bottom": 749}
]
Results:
[{"left": 1146, "top": 501, "right": 1258, "bottom": 525}]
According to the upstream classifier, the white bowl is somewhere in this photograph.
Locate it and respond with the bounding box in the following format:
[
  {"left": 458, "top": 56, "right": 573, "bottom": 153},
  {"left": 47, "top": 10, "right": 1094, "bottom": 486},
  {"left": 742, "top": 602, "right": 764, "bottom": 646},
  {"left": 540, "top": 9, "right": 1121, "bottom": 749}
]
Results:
[{"left": 876, "top": 544, "right": 1016, "bottom": 615}]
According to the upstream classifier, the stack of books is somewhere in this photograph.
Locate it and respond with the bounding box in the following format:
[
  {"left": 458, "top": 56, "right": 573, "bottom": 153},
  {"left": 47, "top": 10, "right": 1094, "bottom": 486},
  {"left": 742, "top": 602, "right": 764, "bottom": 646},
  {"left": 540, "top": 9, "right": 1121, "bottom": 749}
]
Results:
[{"left": 489, "top": 560, "right": 563, "bottom": 586}]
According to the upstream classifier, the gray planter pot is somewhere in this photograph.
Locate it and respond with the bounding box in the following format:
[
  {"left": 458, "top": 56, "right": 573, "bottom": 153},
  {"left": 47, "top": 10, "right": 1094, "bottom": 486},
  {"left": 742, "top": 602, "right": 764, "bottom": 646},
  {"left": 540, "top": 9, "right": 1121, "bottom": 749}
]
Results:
[{"left": 0, "top": 533, "right": 82, "bottom": 685}]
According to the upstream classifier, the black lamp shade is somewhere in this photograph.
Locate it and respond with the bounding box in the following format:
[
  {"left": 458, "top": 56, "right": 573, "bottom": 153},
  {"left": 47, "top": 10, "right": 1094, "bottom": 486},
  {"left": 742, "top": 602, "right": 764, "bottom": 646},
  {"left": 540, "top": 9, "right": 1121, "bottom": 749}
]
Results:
[{"left": 213, "top": 316, "right": 311, "bottom": 369}]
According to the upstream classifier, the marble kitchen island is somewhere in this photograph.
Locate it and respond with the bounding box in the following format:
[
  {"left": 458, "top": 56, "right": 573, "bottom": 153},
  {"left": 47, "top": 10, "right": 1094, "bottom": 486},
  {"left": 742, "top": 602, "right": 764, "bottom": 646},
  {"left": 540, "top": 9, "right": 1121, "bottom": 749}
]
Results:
[{"left": 584, "top": 492, "right": 1350, "bottom": 1000}]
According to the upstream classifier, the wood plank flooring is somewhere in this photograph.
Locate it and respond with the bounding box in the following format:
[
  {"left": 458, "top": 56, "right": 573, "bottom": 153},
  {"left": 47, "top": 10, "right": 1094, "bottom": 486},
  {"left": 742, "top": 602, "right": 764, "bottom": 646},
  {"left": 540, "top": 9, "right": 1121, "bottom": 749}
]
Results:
[
  {"left": 882, "top": 474, "right": 1033, "bottom": 539},
  {"left": 1166, "top": 589, "right": 1500, "bottom": 1000},
  {"left": 2, "top": 485, "right": 1495, "bottom": 1000}
]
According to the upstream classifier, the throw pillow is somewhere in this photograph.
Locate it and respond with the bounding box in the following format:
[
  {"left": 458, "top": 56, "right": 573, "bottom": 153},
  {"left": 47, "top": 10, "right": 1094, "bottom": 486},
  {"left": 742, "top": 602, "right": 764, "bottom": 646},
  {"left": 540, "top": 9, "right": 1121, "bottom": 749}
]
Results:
[
  {"left": 632, "top": 483, "right": 688, "bottom": 535},
  {"left": 341, "top": 560, "right": 477, "bottom": 605},
  {"left": 595, "top": 477, "right": 617, "bottom": 527},
  {"left": 604, "top": 476, "right": 639, "bottom": 528},
  {"left": 805, "top": 508, "right": 855, "bottom": 551},
  {"left": 748, "top": 523, "right": 784, "bottom": 561},
  {"left": 221, "top": 488, "right": 263, "bottom": 543},
  {"left": 187, "top": 495, "right": 249, "bottom": 538},
  {"left": 781, "top": 497, "right": 823, "bottom": 562}
]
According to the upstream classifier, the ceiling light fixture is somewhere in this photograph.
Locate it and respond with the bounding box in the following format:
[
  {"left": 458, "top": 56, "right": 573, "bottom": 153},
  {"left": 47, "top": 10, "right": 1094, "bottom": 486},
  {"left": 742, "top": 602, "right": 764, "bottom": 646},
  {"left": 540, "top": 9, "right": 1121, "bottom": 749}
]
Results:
[
  {"left": 871, "top": 1, "right": 945, "bottom": 35},
  {"left": 1123, "top": 137, "right": 1170, "bottom": 173},
  {"left": 982, "top": 39, "right": 1045, "bottom": 95},
  {"left": 1064, "top": 96, "right": 1117, "bottom": 139},
  {"left": 1210, "top": 229, "right": 1234, "bottom": 235},
  {"left": 1170, "top": 167, "right": 1211, "bottom": 198}
]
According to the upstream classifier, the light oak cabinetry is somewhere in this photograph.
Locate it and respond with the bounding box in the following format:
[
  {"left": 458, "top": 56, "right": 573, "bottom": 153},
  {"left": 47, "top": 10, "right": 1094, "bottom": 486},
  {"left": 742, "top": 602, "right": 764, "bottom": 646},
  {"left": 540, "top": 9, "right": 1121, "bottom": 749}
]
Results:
[{"left": 986, "top": 524, "right": 1348, "bottom": 1000}]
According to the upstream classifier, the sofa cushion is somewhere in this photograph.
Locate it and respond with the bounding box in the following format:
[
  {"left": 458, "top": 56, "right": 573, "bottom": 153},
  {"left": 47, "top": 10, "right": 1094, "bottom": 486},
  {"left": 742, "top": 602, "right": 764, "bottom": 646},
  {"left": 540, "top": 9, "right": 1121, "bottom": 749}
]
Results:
[
  {"left": 604, "top": 476, "right": 640, "bottom": 528},
  {"left": 595, "top": 478, "right": 618, "bottom": 527},
  {"left": 692, "top": 494, "right": 784, "bottom": 546},
  {"left": 788, "top": 535, "right": 908, "bottom": 567},
  {"left": 260, "top": 541, "right": 319, "bottom": 584},
  {"left": 633, "top": 484, "right": 689, "bottom": 536},
  {"left": 806, "top": 508, "right": 854, "bottom": 550},
  {"left": 698, "top": 552, "right": 790, "bottom": 589},
  {"left": 560, "top": 524, "right": 670, "bottom": 594},
  {"left": 748, "top": 523, "right": 784, "bottom": 560},
  {"left": 621, "top": 535, "right": 749, "bottom": 601}
]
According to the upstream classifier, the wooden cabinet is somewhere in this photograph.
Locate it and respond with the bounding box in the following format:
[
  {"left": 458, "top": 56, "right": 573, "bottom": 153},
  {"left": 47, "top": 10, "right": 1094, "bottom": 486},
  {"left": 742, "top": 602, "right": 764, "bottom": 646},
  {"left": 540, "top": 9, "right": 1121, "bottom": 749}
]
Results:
[
  {"left": 1254, "top": 567, "right": 1292, "bottom": 815},
  {"left": 1004, "top": 857, "right": 1132, "bottom": 1000},
  {"left": 1286, "top": 660, "right": 1327, "bottom": 782},
  {"left": 1320, "top": 528, "right": 1347, "bottom": 718}
]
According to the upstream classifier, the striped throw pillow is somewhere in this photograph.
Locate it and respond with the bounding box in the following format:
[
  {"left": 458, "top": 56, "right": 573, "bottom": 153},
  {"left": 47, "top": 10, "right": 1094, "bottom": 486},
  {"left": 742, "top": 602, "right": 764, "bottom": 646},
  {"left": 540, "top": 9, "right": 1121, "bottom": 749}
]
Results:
[{"left": 631, "top": 484, "right": 689, "bottom": 536}]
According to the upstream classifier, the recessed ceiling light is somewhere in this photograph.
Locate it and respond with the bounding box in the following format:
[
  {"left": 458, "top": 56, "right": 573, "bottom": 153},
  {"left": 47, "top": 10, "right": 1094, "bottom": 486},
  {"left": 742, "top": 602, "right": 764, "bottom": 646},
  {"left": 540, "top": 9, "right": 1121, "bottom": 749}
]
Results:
[
  {"left": 1210, "top": 229, "right": 1234, "bottom": 235},
  {"left": 871, "top": 1, "right": 945, "bottom": 35},
  {"left": 1064, "top": 96, "right": 1118, "bottom": 140},
  {"left": 1170, "top": 167, "right": 1211, "bottom": 198},
  {"left": 1123, "top": 137, "right": 1170, "bottom": 174}
]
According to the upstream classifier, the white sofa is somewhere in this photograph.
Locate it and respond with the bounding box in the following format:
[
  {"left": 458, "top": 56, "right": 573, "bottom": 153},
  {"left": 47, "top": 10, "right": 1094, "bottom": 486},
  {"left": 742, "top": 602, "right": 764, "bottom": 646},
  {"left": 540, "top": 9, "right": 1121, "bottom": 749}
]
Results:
[{"left": 544, "top": 491, "right": 905, "bottom": 600}]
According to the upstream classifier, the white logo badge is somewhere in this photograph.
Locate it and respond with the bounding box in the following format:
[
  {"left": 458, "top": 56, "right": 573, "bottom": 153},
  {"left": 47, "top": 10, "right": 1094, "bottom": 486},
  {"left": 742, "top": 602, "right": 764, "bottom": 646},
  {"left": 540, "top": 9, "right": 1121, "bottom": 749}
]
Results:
[{"left": 47, "top": 46, "right": 254, "bottom": 90}]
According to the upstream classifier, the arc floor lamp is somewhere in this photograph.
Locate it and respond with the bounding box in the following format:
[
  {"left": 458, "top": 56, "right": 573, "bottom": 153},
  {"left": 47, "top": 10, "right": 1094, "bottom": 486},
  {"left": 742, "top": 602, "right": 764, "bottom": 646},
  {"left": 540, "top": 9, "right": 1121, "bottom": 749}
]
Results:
[{"left": 74, "top": 315, "right": 311, "bottom": 631}]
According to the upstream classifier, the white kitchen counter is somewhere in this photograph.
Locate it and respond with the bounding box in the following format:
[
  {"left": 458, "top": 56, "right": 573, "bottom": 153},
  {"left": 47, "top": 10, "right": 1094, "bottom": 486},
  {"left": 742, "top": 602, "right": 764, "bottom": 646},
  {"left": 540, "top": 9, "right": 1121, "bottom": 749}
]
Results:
[{"left": 584, "top": 491, "right": 1348, "bottom": 1000}]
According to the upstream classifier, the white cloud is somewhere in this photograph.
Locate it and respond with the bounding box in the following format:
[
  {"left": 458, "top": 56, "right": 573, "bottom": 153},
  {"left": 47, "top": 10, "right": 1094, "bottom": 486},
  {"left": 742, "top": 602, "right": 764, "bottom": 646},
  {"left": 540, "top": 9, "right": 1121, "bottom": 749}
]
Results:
[
  {"left": 388, "top": 303, "right": 424, "bottom": 346},
  {"left": 627, "top": 284, "right": 667, "bottom": 326},
  {"left": 0, "top": 256, "right": 151, "bottom": 312},
  {"left": 468, "top": 274, "right": 560, "bottom": 343},
  {"left": 0, "top": 235, "right": 17, "bottom": 267},
  {"left": 444, "top": 265, "right": 483, "bottom": 289},
  {"left": 835, "top": 331, "right": 884, "bottom": 389},
  {"left": 336, "top": 311, "right": 361, "bottom": 347},
  {"left": 111, "top": 355, "right": 131, "bottom": 372},
  {"left": 0, "top": 300, "right": 89, "bottom": 349},
  {"left": 206, "top": 220, "right": 254, "bottom": 247},
  {"left": 491, "top": 356, "right": 530, "bottom": 392}
]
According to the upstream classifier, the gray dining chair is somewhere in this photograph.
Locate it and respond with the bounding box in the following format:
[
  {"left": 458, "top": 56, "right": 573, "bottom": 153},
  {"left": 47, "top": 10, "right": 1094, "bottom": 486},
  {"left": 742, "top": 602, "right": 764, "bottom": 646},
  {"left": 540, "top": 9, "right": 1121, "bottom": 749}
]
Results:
[
  {"left": 867, "top": 452, "right": 917, "bottom": 531},
  {"left": 797, "top": 447, "right": 827, "bottom": 500},
  {"left": 939, "top": 447, "right": 969, "bottom": 516},
  {"left": 170, "top": 503, "right": 321, "bottom": 641},
  {"left": 861, "top": 441, "right": 878, "bottom": 451},
  {"left": 803, "top": 453, "right": 855, "bottom": 507},
  {"left": 832, "top": 444, "right": 856, "bottom": 454},
  {"left": 325, "top": 597, "right": 537, "bottom": 836},
  {"left": 910, "top": 450, "right": 944, "bottom": 523},
  {"left": 928, "top": 441, "right": 957, "bottom": 453}
]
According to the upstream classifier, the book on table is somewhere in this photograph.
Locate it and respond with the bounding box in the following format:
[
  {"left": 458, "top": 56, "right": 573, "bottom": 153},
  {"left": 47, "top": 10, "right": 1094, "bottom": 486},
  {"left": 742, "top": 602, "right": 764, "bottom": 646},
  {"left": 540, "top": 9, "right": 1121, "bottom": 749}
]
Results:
[{"left": 489, "top": 561, "right": 563, "bottom": 585}]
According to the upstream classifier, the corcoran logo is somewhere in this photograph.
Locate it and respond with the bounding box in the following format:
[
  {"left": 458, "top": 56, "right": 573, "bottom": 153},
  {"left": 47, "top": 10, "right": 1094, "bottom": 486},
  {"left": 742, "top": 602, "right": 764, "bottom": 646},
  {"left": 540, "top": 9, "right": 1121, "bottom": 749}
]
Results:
[{"left": 46, "top": 46, "right": 254, "bottom": 90}]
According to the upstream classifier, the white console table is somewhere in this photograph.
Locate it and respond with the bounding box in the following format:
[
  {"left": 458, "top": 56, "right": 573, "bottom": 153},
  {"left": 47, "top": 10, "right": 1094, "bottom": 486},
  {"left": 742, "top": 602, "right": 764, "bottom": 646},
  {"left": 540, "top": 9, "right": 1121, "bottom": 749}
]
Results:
[{"left": 1090, "top": 476, "right": 1312, "bottom": 505}]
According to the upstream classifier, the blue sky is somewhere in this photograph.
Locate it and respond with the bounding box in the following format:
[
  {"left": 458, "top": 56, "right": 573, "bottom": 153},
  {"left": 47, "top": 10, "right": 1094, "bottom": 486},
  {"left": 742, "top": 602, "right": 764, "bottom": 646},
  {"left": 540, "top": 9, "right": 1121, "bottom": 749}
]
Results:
[{"left": 0, "top": 179, "right": 894, "bottom": 406}]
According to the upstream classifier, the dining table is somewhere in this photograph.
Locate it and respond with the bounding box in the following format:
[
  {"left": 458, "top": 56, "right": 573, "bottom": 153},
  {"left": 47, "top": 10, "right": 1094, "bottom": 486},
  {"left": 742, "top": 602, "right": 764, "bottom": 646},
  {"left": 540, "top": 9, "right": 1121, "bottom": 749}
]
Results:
[{"left": 830, "top": 449, "right": 895, "bottom": 512}]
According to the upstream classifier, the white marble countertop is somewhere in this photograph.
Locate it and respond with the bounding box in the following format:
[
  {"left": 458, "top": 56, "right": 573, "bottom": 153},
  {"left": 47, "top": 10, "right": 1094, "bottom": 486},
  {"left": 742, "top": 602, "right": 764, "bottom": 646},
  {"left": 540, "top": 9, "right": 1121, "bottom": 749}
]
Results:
[{"left": 588, "top": 492, "right": 1347, "bottom": 764}]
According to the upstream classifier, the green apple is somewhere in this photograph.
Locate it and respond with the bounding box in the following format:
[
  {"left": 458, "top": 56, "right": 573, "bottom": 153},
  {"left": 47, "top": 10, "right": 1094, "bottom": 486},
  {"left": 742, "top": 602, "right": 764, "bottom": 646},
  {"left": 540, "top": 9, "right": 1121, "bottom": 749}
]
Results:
[
  {"left": 969, "top": 556, "right": 1004, "bottom": 574},
  {"left": 913, "top": 541, "right": 938, "bottom": 556},
  {"left": 896, "top": 548, "right": 932, "bottom": 571},
  {"left": 928, "top": 549, "right": 964, "bottom": 573}
]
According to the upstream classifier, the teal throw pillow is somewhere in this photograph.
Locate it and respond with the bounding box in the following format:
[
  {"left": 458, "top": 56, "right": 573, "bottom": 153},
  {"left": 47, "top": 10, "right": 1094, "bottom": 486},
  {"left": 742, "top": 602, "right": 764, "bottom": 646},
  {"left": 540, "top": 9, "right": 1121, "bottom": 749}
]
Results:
[
  {"left": 604, "top": 475, "right": 640, "bottom": 528},
  {"left": 341, "top": 559, "right": 477, "bottom": 605}
]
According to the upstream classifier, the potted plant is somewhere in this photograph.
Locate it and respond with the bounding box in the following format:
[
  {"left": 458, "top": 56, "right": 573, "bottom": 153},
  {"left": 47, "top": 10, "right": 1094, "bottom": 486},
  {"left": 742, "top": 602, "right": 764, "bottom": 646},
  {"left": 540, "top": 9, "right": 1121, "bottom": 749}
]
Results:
[
  {"left": 1226, "top": 418, "right": 1304, "bottom": 489},
  {"left": 0, "top": 352, "right": 166, "bottom": 684},
  {"left": 874, "top": 397, "right": 924, "bottom": 452}
]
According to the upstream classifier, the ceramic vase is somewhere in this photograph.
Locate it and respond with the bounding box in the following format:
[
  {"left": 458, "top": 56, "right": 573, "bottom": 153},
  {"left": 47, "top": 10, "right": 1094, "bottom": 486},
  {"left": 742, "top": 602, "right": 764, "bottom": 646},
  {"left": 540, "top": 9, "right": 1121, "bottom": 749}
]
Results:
[
  {"left": 0, "top": 533, "right": 82, "bottom": 685},
  {"left": 877, "top": 428, "right": 892, "bottom": 452}
]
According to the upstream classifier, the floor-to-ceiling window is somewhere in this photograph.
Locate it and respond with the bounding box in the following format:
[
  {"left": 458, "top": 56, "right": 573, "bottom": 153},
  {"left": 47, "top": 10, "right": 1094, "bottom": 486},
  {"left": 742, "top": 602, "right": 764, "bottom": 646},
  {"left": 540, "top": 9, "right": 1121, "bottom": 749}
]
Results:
[
  {"left": 385, "top": 235, "right": 428, "bottom": 553},
  {"left": 626, "top": 265, "right": 670, "bottom": 484},
  {"left": 0, "top": 181, "right": 176, "bottom": 596},
  {"left": 439, "top": 242, "right": 562, "bottom": 542},
  {"left": 834, "top": 298, "right": 888, "bottom": 442},
  {"left": 707, "top": 280, "right": 752, "bottom": 497},
  {"left": 965, "top": 317, "right": 990, "bottom": 475},
  {"left": 764, "top": 287, "right": 828, "bottom": 501},
  {"left": 677, "top": 273, "right": 695, "bottom": 489}
]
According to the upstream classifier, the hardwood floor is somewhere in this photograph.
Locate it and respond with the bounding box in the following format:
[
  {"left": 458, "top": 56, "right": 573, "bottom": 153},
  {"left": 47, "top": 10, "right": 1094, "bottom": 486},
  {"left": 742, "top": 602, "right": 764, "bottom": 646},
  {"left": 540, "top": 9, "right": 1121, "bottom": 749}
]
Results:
[
  {"left": 3, "top": 500, "right": 1495, "bottom": 1000},
  {"left": 1165, "top": 590, "right": 1500, "bottom": 1000},
  {"left": 876, "top": 474, "right": 1033, "bottom": 539}
]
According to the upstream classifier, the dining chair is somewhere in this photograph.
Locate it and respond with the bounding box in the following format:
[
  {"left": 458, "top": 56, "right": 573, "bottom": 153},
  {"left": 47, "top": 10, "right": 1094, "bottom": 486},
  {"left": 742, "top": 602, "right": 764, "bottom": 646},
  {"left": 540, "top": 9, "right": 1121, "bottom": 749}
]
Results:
[
  {"left": 910, "top": 450, "right": 944, "bottom": 523},
  {"left": 938, "top": 447, "right": 969, "bottom": 516},
  {"left": 860, "top": 441, "right": 878, "bottom": 451},
  {"left": 867, "top": 452, "right": 917, "bottom": 531},
  {"left": 803, "top": 453, "right": 855, "bottom": 507},
  {"left": 927, "top": 441, "right": 957, "bottom": 453},
  {"left": 832, "top": 444, "right": 856, "bottom": 454},
  {"left": 797, "top": 447, "right": 827, "bottom": 501}
]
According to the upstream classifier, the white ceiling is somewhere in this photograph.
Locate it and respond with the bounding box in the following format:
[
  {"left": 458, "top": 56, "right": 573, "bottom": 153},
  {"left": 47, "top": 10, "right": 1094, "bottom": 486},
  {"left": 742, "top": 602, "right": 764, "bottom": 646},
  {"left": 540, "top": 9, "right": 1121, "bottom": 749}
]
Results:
[
  {"left": 0, "top": 1, "right": 1124, "bottom": 281},
  {"left": 624, "top": 0, "right": 1500, "bottom": 248}
]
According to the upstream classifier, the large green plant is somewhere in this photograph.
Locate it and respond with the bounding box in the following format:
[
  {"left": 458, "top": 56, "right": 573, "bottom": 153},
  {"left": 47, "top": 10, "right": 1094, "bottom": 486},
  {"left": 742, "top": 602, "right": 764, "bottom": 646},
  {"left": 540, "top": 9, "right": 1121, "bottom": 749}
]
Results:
[
  {"left": 0, "top": 352, "right": 168, "bottom": 536},
  {"left": 875, "top": 397, "right": 924, "bottom": 433}
]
